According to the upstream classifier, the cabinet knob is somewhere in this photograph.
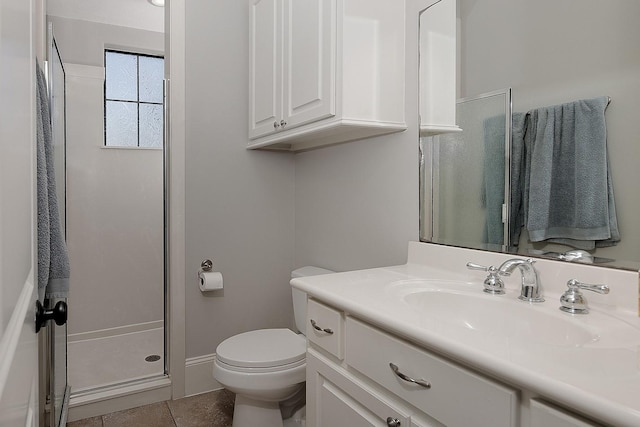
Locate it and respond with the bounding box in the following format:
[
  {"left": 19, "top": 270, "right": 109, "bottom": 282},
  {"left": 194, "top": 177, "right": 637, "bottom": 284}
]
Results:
[
  {"left": 280, "top": 119, "right": 287, "bottom": 127},
  {"left": 273, "top": 121, "right": 280, "bottom": 129},
  {"left": 386, "top": 417, "right": 401, "bottom": 427}
]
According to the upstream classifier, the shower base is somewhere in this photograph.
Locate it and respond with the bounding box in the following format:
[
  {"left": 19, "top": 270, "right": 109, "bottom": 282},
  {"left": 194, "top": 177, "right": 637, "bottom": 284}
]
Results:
[{"left": 68, "top": 325, "right": 164, "bottom": 393}]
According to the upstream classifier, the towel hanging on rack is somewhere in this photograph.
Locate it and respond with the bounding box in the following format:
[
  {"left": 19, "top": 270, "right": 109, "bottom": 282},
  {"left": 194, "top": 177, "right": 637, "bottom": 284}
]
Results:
[{"left": 522, "top": 96, "right": 619, "bottom": 250}]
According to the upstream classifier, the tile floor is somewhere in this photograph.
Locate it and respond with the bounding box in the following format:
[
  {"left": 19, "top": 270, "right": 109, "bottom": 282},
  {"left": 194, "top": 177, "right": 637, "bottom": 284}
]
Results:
[{"left": 67, "top": 390, "right": 235, "bottom": 427}]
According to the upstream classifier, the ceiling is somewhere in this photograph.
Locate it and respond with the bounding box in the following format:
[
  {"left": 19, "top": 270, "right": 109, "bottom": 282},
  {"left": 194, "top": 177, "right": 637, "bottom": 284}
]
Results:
[{"left": 47, "top": 0, "right": 164, "bottom": 33}]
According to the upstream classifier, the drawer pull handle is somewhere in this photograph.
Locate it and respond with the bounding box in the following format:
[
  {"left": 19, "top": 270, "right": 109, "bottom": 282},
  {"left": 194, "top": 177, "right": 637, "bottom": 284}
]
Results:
[
  {"left": 310, "top": 319, "right": 334, "bottom": 334},
  {"left": 389, "top": 363, "right": 431, "bottom": 389}
]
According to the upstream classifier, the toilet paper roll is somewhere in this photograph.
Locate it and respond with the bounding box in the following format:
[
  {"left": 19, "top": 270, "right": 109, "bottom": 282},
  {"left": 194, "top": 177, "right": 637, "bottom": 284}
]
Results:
[{"left": 199, "top": 271, "right": 223, "bottom": 291}]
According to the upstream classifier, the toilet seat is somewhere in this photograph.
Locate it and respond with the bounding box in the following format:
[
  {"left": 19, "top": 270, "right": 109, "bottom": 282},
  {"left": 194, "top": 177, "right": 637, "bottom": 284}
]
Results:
[{"left": 216, "top": 328, "right": 306, "bottom": 370}]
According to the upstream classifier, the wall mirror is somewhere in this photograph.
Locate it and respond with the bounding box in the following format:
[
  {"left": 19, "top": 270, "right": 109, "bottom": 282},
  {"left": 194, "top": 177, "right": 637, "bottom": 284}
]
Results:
[{"left": 419, "top": 0, "right": 640, "bottom": 270}]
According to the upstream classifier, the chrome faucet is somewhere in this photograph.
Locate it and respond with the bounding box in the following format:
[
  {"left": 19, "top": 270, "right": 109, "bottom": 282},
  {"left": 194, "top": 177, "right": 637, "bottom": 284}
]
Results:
[{"left": 497, "top": 258, "right": 544, "bottom": 302}]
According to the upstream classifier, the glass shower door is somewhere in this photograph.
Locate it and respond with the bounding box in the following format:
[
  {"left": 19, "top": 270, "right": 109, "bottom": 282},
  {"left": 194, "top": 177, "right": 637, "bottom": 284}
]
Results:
[{"left": 47, "top": 24, "right": 70, "bottom": 427}]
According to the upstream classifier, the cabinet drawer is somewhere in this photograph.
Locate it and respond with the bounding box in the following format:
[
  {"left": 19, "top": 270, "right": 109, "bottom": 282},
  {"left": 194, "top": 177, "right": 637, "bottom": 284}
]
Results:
[
  {"left": 307, "top": 349, "right": 412, "bottom": 427},
  {"left": 307, "top": 299, "right": 344, "bottom": 359},
  {"left": 346, "top": 317, "right": 518, "bottom": 427},
  {"left": 530, "top": 399, "right": 602, "bottom": 427}
]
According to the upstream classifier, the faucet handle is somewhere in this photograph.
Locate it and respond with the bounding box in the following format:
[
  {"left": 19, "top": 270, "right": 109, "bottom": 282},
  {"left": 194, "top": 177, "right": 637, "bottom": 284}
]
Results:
[
  {"left": 559, "top": 279, "right": 609, "bottom": 314},
  {"left": 466, "top": 262, "right": 493, "bottom": 271},
  {"left": 566, "top": 279, "right": 609, "bottom": 294},
  {"left": 466, "top": 262, "right": 505, "bottom": 295}
]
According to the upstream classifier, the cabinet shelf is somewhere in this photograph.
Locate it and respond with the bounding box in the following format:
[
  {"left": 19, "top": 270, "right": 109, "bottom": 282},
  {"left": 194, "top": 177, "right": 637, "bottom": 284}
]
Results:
[{"left": 248, "top": 119, "right": 406, "bottom": 152}]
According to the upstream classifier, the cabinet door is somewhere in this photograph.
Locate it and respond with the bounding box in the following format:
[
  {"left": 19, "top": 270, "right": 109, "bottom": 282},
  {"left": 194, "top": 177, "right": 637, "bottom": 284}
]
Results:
[
  {"left": 307, "top": 350, "right": 411, "bottom": 427},
  {"left": 249, "top": 0, "right": 282, "bottom": 138},
  {"left": 282, "top": 0, "right": 335, "bottom": 129},
  {"left": 530, "top": 399, "right": 602, "bottom": 427}
]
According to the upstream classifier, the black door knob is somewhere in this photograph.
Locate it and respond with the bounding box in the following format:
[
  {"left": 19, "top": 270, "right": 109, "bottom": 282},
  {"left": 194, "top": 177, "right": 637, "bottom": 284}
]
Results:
[{"left": 35, "top": 300, "right": 68, "bottom": 333}]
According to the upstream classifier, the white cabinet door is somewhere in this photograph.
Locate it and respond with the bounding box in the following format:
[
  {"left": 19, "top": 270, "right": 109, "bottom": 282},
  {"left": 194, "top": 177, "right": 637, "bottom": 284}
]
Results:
[
  {"left": 249, "top": 0, "right": 282, "bottom": 138},
  {"left": 0, "top": 0, "right": 39, "bottom": 426},
  {"left": 282, "top": 0, "right": 335, "bottom": 129},
  {"left": 530, "top": 399, "right": 602, "bottom": 427},
  {"left": 307, "top": 350, "right": 411, "bottom": 427}
]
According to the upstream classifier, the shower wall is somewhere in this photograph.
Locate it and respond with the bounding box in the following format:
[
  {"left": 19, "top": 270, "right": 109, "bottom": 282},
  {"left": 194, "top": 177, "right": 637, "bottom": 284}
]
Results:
[{"left": 49, "top": 16, "right": 165, "bottom": 335}]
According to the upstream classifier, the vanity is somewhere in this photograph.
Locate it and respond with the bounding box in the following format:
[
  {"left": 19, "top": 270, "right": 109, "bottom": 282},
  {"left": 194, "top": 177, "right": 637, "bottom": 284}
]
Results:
[{"left": 291, "top": 242, "right": 640, "bottom": 427}]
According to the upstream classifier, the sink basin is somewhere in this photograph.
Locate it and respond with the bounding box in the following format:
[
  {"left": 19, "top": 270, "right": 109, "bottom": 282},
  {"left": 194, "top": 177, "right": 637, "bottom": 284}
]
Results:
[{"left": 403, "top": 290, "right": 599, "bottom": 347}]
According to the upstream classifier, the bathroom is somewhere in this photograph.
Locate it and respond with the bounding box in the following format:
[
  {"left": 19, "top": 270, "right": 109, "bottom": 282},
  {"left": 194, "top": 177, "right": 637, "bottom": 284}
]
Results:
[{"left": 1, "top": 0, "right": 639, "bottom": 426}]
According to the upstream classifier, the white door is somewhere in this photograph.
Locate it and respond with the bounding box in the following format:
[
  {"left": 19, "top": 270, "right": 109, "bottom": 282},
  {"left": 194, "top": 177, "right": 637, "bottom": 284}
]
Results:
[
  {"left": 282, "top": 0, "right": 335, "bottom": 129},
  {"left": 249, "top": 0, "right": 282, "bottom": 139},
  {"left": 0, "top": 0, "right": 40, "bottom": 426}
]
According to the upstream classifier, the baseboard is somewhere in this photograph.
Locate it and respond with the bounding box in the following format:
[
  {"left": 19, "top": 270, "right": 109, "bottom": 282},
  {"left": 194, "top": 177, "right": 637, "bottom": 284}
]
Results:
[
  {"left": 185, "top": 353, "right": 223, "bottom": 397},
  {"left": 68, "top": 376, "right": 171, "bottom": 422},
  {"left": 68, "top": 320, "right": 164, "bottom": 343}
]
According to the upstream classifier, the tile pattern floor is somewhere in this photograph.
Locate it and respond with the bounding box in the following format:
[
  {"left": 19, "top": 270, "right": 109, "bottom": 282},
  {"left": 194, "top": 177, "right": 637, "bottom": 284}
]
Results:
[{"left": 67, "top": 390, "right": 235, "bottom": 427}]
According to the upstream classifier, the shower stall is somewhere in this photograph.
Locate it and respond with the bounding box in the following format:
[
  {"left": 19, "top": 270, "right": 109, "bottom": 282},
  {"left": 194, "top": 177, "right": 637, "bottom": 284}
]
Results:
[{"left": 44, "top": 5, "right": 167, "bottom": 420}]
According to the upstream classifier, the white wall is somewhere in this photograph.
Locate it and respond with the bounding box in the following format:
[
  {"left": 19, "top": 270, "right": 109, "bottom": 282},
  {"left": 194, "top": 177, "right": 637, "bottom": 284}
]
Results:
[
  {"left": 294, "top": 134, "right": 418, "bottom": 271},
  {"left": 294, "top": 0, "right": 422, "bottom": 272},
  {"left": 459, "top": 0, "right": 640, "bottom": 262},
  {"left": 183, "top": 0, "right": 422, "bottom": 359},
  {"left": 184, "top": 0, "right": 296, "bottom": 358},
  {"left": 48, "top": 16, "right": 163, "bottom": 66},
  {"left": 48, "top": 0, "right": 164, "bottom": 33},
  {"left": 50, "top": 16, "right": 166, "bottom": 335}
]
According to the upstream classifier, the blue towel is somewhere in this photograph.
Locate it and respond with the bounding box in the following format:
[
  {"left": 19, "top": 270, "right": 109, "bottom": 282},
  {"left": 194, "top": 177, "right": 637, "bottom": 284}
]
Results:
[
  {"left": 523, "top": 96, "right": 619, "bottom": 250},
  {"left": 36, "top": 61, "right": 70, "bottom": 301},
  {"left": 509, "top": 113, "right": 527, "bottom": 246}
]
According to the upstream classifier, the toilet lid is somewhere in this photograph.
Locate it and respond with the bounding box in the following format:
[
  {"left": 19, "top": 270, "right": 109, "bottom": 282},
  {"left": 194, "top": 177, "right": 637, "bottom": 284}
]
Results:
[{"left": 216, "top": 328, "right": 306, "bottom": 369}]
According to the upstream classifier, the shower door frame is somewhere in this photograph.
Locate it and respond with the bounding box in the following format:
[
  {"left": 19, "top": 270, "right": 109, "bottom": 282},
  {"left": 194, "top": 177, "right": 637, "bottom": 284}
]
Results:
[{"left": 45, "top": 23, "right": 71, "bottom": 427}]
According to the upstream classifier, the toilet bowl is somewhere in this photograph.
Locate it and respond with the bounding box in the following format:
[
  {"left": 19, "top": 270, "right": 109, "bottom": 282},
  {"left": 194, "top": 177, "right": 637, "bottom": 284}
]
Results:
[{"left": 213, "top": 267, "right": 333, "bottom": 427}]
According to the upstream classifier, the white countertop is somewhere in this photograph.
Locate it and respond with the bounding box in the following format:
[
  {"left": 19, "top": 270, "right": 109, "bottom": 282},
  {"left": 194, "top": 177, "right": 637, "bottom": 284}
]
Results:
[{"left": 291, "top": 242, "right": 640, "bottom": 427}]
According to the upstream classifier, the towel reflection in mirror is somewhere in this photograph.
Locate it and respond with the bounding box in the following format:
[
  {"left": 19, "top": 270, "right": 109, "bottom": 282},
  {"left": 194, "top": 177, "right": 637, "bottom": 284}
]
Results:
[
  {"left": 519, "top": 96, "right": 619, "bottom": 250},
  {"left": 425, "top": 93, "right": 619, "bottom": 255}
]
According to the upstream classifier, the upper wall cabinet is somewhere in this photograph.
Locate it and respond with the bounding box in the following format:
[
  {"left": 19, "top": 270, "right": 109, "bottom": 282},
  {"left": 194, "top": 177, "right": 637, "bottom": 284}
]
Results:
[
  {"left": 419, "top": 0, "right": 460, "bottom": 136},
  {"left": 248, "top": 0, "right": 407, "bottom": 151}
]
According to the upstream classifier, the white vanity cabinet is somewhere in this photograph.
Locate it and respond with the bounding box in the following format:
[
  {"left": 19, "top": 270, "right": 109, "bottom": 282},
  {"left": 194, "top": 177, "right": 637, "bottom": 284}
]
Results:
[
  {"left": 248, "top": 0, "right": 407, "bottom": 151},
  {"left": 305, "top": 297, "right": 607, "bottom": 427},
  {"left": 306, "top": 297, "right": 514, "bottom": 427}
]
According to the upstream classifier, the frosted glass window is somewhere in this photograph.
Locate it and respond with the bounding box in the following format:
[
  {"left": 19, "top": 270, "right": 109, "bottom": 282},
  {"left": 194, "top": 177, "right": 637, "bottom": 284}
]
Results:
[
  {"left": 139, "top": 104, "right": 163, "bottom": 148},
  {"left": 104, "top": 50, "right": 164, "bottom": 148},
  {"left": 106, "top": 101, "right": 138, "bottom": 147},
  {"left": 105, "top": 51, "right": 137, "bottom": 101},
  {"left": 139, "top": 56, "right": 164, "bottom": 104}
]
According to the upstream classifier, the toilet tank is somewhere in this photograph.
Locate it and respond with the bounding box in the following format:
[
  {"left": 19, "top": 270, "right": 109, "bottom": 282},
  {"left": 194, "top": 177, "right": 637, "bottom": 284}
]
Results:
[{"left": 291, "top": 266, "right": 334, "bottom": 335}]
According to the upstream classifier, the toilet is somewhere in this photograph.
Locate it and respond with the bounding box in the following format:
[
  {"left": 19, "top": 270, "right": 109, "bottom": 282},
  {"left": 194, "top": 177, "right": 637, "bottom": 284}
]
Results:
[{"left": 213, "top": 266, "right": 333, "bottom": 427}]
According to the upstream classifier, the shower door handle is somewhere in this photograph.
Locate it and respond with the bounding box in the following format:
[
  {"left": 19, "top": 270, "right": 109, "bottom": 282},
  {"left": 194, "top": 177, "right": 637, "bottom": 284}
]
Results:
[{"left": 35, "top": 300, "right": 68, "bottom": 333}]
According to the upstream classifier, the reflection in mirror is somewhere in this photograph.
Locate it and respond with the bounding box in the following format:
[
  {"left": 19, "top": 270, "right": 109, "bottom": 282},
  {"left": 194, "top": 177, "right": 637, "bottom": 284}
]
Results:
[
  {"left": 422, "top": 90, "right": 512, "bottom": 248},
  {"left": 419, "top": 0, "right": 640, "bottom": 270}
]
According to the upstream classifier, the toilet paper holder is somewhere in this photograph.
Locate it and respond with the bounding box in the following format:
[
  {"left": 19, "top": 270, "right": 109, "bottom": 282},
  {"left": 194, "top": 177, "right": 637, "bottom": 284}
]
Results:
[
  {"left": 200, "top": 259, "right": 213, "bottom": 273},
  {"left": 198, "top": 259, "right": 224, "bottom": 291}
]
